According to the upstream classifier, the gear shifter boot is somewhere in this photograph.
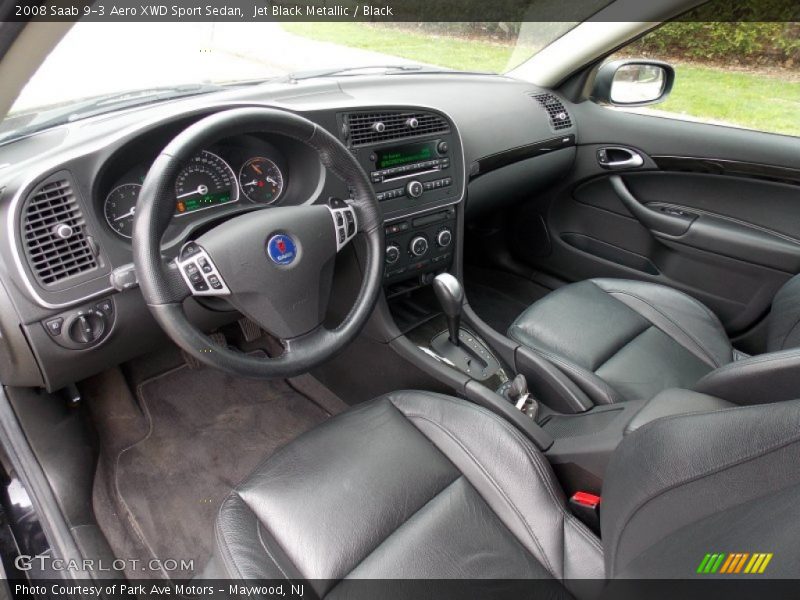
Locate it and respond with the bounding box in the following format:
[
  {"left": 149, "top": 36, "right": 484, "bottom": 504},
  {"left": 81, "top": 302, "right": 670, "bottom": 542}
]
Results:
[{"left": 430, "top": 329, "right": 500, "bottom": 381}]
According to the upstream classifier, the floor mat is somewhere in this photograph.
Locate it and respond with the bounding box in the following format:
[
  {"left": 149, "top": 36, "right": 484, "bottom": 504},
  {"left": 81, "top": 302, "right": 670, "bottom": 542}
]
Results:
[
  {"left": 89, "top": 359, "right": 343, "bottom": 579},
  {"left": 464, "top": 266, "right": 551, "bottom": 334}
]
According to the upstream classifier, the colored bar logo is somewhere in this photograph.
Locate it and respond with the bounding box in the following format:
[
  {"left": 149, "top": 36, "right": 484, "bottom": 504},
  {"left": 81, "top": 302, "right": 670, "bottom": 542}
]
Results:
[{"left": 696, "top": 552, "right": 773, "bottom": 574}]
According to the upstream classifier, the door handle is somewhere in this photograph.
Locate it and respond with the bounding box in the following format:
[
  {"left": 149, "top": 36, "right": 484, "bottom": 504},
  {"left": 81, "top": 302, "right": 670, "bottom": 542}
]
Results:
[
  {"left": 609, "top": 175, "right": 694, "bottom": 236},
  {"left": 598, "top": 147, "right": 644, "bottom": 169}
]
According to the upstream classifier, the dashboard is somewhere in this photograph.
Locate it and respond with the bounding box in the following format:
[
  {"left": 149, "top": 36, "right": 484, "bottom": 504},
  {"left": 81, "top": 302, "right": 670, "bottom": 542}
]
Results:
[{"left": 0, "top": 73, "right": 578, "bottom": 391}]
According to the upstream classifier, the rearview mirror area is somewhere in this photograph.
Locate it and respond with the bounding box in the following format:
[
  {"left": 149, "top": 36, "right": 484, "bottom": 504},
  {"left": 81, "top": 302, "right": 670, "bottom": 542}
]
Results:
[{"left": 592, "top": 59, "right": 675, "bottom": 107}]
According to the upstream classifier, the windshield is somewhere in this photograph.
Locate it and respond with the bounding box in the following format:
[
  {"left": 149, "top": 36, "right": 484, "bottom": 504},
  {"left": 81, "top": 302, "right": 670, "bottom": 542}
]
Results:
[{"left": 2, "top": 21, "right": 576, "bottom": 141}]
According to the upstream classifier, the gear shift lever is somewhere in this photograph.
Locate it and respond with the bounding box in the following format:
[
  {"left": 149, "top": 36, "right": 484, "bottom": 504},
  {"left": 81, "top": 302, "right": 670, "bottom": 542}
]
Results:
[{"left": 432, "top": 273, "right": 464, "bottom": 346}]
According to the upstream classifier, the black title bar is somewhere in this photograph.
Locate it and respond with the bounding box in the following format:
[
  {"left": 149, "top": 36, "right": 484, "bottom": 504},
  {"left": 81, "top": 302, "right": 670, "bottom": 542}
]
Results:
[{"left": 4, "top": 0, "right": 800, "bottom": 22}]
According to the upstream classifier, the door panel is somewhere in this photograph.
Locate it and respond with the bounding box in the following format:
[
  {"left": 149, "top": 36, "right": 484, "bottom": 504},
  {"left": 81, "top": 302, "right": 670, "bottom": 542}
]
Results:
[{"left": 511, "top": 103, "right": 800, "bottom": 334}]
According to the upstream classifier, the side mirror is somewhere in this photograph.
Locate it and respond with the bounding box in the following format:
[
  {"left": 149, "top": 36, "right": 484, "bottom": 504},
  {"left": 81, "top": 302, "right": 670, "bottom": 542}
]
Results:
[{"left": 592, "top": 59, "right": 675, "bottom": 107}]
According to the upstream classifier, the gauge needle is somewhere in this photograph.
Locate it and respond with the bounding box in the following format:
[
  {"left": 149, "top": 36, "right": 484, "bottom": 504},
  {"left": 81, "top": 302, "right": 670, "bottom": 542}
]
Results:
[
  {"left": 176, "top": 185, "right": 209, "bottom": 199},
  {"left": 266, "top": 177, "right": 278, "bottom": 186},
  {"left": 114, "top": 207, "right": 136, "bottom": 222},
  {"left": 252, "top": 164, "right": 263, "bottom": 175},
  {"left": 242, "top": 179, "right": 259, "bottom": 187}
]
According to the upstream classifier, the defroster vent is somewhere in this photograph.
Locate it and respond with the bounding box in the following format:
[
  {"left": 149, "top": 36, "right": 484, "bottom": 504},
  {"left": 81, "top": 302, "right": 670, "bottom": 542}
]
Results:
[
  {"left": 531, "top": 93, "right": 573, "bottom": 130},
  {"left": 21, "top": 173, "right": 99, "bottom": 287},
  {"left": 345, "top": 111, "right": 449, "bottom": 147}
]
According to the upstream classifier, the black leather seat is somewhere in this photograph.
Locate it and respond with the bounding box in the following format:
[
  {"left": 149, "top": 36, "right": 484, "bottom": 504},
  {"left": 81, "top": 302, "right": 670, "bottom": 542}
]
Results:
[
  {"left": 507, "top": 276, "right": 800, "bottom": 405},
  {"left": 208, "top": 390, "right": 800, "bottom": 595}
]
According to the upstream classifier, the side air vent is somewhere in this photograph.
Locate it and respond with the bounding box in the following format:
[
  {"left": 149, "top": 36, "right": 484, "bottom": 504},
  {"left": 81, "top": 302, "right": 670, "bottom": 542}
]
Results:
[
  {"left": 21, "top": 174, "right": 99, "bottom": 287},
  {"left": 345, "top": 111, "right": 450, "bottom": 147},
  {"left": 531, "top": 93, "right": 573, "bottom": 130}
]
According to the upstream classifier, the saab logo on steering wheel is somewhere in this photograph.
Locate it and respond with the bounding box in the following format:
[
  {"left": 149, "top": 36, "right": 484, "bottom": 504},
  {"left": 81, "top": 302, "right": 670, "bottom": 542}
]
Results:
[{"left": 267, "top": 234, "right": 297, "bottom": 265}]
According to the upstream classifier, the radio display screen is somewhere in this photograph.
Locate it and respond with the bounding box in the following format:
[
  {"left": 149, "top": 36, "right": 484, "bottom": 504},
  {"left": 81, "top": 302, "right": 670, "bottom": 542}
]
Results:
[{"left": 375, "top": 142, "right": 435, "bottom": 170}]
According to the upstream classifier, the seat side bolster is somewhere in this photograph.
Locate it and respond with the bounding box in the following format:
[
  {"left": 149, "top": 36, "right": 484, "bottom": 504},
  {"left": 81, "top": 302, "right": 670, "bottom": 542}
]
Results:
[
  {"left": 388, "top": 392, "right": 604, "bottom": 583},
  {"left": 213, "top": 492, "right": 300, "bottom": 580},
  {"left": 602, "top": 399, "right": 800, "bottom": 577},
  {"left": 767, "top": 272, "right": 800, "bottom": 351},
  {"left": 693, "top": 348, "right": 800, "bottom": 405}
]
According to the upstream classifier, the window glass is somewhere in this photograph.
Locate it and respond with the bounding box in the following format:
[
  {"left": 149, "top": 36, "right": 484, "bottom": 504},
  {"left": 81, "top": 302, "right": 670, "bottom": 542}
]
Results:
[{"left": 607, "top": 21, "right": 800, "bottom": 137}]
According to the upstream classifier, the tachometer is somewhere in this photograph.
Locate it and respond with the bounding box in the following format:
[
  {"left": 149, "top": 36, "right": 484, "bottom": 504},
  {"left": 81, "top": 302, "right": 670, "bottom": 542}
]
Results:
[
  {"left": 238, "top": 157, "right": 284, "bottom": 204},
  {"left": 104, "top": 183, "right": 142, "bottom": 239},
  {"left": 174, "top": 151, "right": 238, "bottom": 215}
]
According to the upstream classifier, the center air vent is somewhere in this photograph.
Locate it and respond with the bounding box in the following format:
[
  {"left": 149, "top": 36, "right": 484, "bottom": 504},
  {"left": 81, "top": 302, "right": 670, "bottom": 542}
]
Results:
[
  {"left": 344, "top": 111, "right": 450, "bottom": 147},
  {"left": 531, "top": 93, "right": 573, "bottom": 130},
  {"left": 21, "top": 173, "right": 99, "bottom": 287}
]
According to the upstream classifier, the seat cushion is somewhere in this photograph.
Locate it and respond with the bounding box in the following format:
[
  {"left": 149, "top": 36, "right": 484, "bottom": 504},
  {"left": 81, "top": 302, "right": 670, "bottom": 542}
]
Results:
[
  {"left": 508, "top": 279, "right": 733, "bottom": 404},
  {"left": 210, "top": 391, "right": 602, "bottom": 596}
]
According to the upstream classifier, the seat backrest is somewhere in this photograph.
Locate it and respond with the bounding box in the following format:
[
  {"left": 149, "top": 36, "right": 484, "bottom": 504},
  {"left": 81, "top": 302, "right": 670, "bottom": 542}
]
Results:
[
  {"left": 602, "top": 399, "right": 800, "bottom": 578},
  {"left": 767, "top": 273, "right": 800, "bottom": 351}
]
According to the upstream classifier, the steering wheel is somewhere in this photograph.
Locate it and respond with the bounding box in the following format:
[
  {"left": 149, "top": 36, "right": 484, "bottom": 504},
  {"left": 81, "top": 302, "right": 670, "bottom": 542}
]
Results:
[{"left": 133, "top": 107, "right": 384, "bottom": 378}]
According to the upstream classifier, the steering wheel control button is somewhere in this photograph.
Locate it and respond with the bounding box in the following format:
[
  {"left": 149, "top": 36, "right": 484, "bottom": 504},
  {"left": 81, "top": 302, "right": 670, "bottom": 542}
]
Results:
[
  {"left": 410, "top": 236, "right": 429, "bottom": 257},
  {"left": 197, "top": 257, "right": 213, "bottom": 273},
  {"left": 180, "top": 243, "right": 201, "bottom": 260},
  {"left": 267, "top": 234, "right": 298, "bottom": 266},
  {"left": 327, "top": 205, "right": 359, "bottom": 252},
  {"left": 175, "top": 244, "right": 230, "bottom": 297}
]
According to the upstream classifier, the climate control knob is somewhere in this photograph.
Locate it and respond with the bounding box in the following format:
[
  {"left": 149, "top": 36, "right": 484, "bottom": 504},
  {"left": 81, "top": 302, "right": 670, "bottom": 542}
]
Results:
[
  {"left": 406, "top": 180, "right": 424, "bottom": 199},
  {"left": 385, "top": 244, "right": 400, "bottom": 265},
  {"left": 436, "top": 228, "right": 453, "bottom": 248},
  {"left": 410, "top": 236, "right": 429, "bottom": 257}
]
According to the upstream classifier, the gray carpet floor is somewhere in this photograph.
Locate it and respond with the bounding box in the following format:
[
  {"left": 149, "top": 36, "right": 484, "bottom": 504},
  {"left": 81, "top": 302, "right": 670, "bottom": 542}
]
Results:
[{"left": 88, "top": 358, "right": 346, "bottom": 579}]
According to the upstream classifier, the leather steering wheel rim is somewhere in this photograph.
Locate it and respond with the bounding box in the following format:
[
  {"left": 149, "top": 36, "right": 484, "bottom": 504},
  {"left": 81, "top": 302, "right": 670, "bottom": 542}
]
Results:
[{"left": 133, "top": 107, "right": 384, "bottom": 379}]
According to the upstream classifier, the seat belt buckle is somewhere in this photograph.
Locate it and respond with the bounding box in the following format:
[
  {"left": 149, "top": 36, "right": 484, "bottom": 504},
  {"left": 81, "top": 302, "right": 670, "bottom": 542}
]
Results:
[{"left": 569, "top": 491, "right": 601, "bottom": 535}]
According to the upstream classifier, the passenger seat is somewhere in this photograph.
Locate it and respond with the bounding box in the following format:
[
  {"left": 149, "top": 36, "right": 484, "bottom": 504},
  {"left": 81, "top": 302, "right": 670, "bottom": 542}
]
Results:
[{"left": 507, "top": 276, "right": 800, "bottom": 407}]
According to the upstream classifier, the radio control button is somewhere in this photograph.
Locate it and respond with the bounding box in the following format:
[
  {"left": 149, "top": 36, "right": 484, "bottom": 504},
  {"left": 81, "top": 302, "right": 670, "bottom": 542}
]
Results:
[
  {"left": 406, "top": 180, "right": 424, "bottom": 198},
  {"left": 437, "top": 141, "right": 449, "bottom": 155}
]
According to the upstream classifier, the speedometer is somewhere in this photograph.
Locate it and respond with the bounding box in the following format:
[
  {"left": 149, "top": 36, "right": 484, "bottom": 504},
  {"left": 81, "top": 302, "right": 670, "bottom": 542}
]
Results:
[
  {"left": 238, "top": 157, "right": 284, "bottom": 204},
  {"left": 174, "top": 151, "right": 238, "bottom": 216}
]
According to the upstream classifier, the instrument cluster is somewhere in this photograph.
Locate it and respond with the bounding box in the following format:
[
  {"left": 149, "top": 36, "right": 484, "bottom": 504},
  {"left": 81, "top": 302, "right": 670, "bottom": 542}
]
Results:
[{"left": 101, "top": 136, "right": 288, "bottom": 240}]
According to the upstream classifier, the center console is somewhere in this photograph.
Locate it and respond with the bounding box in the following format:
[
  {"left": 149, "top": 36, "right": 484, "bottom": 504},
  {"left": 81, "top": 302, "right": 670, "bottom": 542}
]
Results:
[{"left": 338, "top": 108, "right": 464, "bottom": 286}]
